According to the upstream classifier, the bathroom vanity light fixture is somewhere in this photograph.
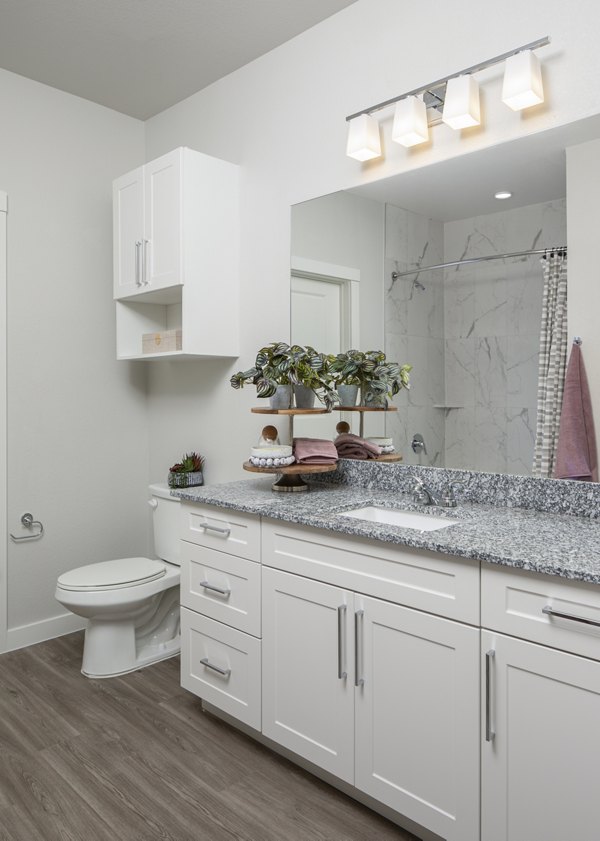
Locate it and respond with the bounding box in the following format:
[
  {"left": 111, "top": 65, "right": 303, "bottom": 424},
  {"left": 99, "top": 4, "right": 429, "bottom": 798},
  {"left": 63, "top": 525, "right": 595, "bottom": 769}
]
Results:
[
  {"left": 346, "top": 36, "right": 549, "bottom": 161},
  {"left": 392, "top": 95, "right": 429, "bottom": 147}
]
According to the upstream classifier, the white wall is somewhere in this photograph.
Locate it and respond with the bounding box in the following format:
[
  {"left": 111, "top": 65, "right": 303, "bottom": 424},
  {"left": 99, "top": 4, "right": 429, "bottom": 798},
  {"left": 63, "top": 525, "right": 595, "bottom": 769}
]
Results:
[
  {"left": 567, "top": 138, "right": 600, "bottom": 442},
  {"left": 0, "top": 69, "right": 148, "bottom": 649},
  {"left": 144, "top": 0, "right": 600, "bottom": 485}
]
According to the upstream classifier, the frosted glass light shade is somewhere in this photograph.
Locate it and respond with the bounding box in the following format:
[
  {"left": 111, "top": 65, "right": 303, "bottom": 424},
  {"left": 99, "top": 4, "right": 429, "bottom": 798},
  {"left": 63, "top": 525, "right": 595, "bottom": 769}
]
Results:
[
  {"left": 442, "top": 75, "right": 480, "bottom": 129},
  {"left": 346, "top": 114, "right": 381, "bottom": 161},
  {"left": 502, "top": 50, "right": 544, "bottom": 110},
  {"left": 392, "top": 96, "right": 429, "bottom": 147}
]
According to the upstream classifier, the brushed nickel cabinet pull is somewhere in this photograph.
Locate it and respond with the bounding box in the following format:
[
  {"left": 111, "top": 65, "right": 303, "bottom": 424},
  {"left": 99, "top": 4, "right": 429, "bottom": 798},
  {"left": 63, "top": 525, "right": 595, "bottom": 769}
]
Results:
[
  {"left": 542, "top": 605, "right": 600, "bottom": 628},
  {"left": 202, "top": 523, "right": 231, "bottom": 538},
  {"left": 337, "top": 605, "right": 347, "bottom": 680},
  {"left": 200, "top": 657, "right": 231, "bottom": 678},
  {"left": 485, "top": 649, "right": 495, "bottom": 742},
  {"left": 354, "top": 610, "right": 365, "bottom": 687},
  {"left": 200, "top": 580, "right": 231, "bottom": 597}
]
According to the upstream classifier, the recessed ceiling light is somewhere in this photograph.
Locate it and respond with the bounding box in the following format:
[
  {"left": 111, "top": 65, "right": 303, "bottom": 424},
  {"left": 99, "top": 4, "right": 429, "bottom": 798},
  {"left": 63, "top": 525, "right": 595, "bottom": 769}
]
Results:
[{"left": 495, "top": 190, "right": 512, "bottom": 200}]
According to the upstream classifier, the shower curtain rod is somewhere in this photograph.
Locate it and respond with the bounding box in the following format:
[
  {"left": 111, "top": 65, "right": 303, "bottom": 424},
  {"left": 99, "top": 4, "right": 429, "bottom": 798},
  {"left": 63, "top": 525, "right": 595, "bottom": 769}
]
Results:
[{"left": 390, "top": 246, "right": 567, "bottom": 281}]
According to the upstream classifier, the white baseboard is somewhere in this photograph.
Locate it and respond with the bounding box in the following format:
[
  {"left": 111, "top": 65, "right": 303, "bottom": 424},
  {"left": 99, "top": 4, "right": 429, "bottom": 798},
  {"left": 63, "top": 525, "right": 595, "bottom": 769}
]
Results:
[{"left": 4, "top": 612, "right": 86, "bottom": 653}]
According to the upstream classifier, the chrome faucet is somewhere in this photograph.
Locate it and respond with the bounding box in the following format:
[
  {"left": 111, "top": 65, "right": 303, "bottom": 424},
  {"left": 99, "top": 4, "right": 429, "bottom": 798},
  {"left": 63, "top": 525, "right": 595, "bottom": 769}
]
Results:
[
  {"left": 413, "top": 478, "right": 467, "bottom": 508},
  {"left": 412, "top": 478, "right": 439, "bottom": 506}
]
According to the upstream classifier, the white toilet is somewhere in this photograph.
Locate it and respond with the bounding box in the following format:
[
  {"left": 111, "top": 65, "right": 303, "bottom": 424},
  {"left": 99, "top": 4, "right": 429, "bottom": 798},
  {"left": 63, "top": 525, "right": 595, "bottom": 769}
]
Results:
[{"left": 55, "top": 484, "right": 181, "bottom": 679}]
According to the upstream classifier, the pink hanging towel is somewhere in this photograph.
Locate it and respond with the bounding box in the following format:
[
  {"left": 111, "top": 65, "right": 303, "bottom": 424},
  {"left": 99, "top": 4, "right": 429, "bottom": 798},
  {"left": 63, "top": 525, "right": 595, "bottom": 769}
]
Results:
[{"left": 554, "top": 343, "right": 598, "bottom": 482}]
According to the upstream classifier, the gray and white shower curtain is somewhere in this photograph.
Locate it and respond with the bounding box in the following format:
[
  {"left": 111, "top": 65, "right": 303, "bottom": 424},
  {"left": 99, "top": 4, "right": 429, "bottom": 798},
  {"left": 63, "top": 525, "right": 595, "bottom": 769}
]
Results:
[{"left": 532, "top": 252, "right": 568, "bottom": 477}]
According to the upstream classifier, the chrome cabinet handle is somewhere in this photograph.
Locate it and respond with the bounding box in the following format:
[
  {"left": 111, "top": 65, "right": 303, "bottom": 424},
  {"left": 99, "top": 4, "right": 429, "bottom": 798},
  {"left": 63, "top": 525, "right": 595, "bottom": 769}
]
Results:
[
  {"left": 142, "top": 238, "right": 149, "bottom": 284},
  {"left": 200, "top": 657, "right": 231, "bottom": 678},
  {"left": 337, "top": 605, "right": 347, "bottom": 680},
  {"left": 354, "top": 610, "right": 365, "bottom": 687},
  {"left": 200, "top": 580, "right": 231, "bottom": 597},
  {"left": 542, "top": 605, "right": 600, "bottom": 628},
  {"left": 135, "top": 240, "right": 142, "bottom": 286},
  {"left": 202, "top": 523, "right": 231, "bottom": 538},
  {"left": 485, "top": 649, "right": 495, "bottom": 742}
]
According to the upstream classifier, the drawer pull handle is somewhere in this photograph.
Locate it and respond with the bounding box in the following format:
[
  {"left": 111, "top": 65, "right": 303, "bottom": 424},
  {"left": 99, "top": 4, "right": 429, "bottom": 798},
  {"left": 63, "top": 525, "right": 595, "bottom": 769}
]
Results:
[
  {"left": 202, "top": 523, "right": 231, "bottom": 538},
  {"left": 337, "top": 605, "right": 347, "bottom": 680},
  {"left": 354, "top": 610, "right": 365, "bottom": 687},
  {"left": 200, "top": 657, "right": 231, "bottom": 678},
  {"left": 485, "top": 649, "right": 495, "bottom": 742},
  {"left": 200, "top": 580, "right": 231, "bottom": 597},
  {"left": 542, "top": 605, "right": 600, "bottom": 628}
]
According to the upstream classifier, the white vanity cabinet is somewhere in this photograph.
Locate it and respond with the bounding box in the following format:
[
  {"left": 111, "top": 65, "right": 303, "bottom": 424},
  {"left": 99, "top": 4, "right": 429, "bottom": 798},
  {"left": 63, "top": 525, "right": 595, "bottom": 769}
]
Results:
[
  {"left": 481, "top": 565, "right": 600, "bottom": 841},
  {"left": 179, "top": 504, "right": 261, "bottom": 730},
  {"left": 261, "top": 520, "right": 480, "bottom": 841},
  {"left": 113, "top": 147, "right": 240, "bottom": 359}
]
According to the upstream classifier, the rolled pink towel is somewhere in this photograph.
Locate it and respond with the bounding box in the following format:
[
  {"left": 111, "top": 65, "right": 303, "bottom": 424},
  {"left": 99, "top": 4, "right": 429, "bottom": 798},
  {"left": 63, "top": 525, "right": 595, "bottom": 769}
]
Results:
[
  {"left": 293, "top": 437, "right": 338, "bottom": 464},
  {"left": 335, "top": 433, "right": 382, "bottom": 460}
]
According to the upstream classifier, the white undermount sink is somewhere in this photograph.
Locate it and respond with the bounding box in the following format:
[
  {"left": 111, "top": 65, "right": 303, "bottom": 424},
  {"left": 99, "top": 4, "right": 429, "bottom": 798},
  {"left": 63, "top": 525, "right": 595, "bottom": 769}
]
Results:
[{"left": 339, "top": 505, "right": 459, "bottom": 532}]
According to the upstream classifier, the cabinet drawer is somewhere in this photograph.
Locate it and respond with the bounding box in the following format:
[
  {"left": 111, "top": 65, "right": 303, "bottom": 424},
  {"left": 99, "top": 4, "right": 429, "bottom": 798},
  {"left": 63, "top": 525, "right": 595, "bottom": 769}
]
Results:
[
  {"left": 482, "top": 564, "right": 600, "bottom": 661},
  {"left": 180, "top": 608, "right": 261, "bottom": 730},
  {"left": 262, "top": 519, "right": 479, "bottom": 624},
  {"left": 180, "top": 503, "right": 260, "bottom": 561},
  {"left": 180, "top": 544, "right": 261, "bottom": 637}
]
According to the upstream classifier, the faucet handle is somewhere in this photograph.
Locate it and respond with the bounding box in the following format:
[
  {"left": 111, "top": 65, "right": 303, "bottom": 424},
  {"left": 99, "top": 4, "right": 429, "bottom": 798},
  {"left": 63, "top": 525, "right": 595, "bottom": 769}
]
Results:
[{"left": 441, "top": 480, "right": 467, "bottom": 508}]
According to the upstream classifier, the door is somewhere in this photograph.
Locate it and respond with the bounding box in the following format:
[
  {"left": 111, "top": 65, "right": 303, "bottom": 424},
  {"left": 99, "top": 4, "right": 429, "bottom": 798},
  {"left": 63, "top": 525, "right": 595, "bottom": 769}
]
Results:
[
  {"left": 113, "top": 166, "right": 144, "bottom": 298},
  {"left": 262, "top": 567, "right": 355, "bottom": 781},
  {"left": 355, "top": 596, "right": 480, "bottom": 841},
  {"left": 144, "top": 148, "right": 183, "bottom": 292},
  {"left": 482, "top": 631, "right": 600, "bottom": 841},
  {"left": 291, "top": 272, "right": 355, "bottom": 437},
  {"left": 0, "top": 193, "right": 6, "bottom": 651}
]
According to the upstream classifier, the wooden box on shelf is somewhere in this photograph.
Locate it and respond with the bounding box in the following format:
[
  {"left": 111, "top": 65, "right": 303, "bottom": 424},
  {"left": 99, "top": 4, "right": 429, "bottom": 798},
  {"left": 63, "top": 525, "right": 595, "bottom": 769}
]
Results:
[{"left": 142, "top": 328, "right": 182, "bottom": 354}]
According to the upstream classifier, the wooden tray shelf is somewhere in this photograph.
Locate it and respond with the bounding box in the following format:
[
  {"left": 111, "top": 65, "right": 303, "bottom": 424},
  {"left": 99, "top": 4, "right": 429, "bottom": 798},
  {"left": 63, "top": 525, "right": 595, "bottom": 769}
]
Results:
[{"left": 243, "top": 460, "right": 337, "bottom": 493}]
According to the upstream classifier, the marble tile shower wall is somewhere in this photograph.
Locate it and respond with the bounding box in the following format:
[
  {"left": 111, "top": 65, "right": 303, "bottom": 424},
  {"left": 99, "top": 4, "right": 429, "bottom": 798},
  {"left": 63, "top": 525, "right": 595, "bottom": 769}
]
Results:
[
  {"left": 443, "top": 199, "right": 566, "bottom": 474},
  {"left": 385, "top": 204, "right": 445, "bottom": 467},
  {"left": 384, "top": 198, "right": 566, "bottom": 475}
]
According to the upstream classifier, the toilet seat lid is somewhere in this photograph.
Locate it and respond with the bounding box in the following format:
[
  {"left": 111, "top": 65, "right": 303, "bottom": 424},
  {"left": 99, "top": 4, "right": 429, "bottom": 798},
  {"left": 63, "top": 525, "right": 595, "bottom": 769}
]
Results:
[{"left": 57, "top": 558, "right": 166, "bottom": 591}]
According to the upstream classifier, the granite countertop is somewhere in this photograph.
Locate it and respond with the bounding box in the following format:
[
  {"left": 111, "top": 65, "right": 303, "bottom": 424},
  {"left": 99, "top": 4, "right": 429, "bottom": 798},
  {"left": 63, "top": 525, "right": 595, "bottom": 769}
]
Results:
[{"left": 173, "top": 479, "right": 600, "bottom": 585}]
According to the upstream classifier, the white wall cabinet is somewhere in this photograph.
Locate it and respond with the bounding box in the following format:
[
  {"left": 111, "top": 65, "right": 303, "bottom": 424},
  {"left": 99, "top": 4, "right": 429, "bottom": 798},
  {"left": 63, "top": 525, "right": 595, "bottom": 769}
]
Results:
[{"left": 113, "top": 147, "right": 240, "bottom": 359}]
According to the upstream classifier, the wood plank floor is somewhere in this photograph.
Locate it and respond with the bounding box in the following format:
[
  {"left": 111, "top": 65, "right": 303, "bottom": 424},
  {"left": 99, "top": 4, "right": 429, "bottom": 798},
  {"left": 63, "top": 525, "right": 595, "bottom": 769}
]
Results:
[{"left": 0, "top": 633, "right": 418, "bottom": 841}]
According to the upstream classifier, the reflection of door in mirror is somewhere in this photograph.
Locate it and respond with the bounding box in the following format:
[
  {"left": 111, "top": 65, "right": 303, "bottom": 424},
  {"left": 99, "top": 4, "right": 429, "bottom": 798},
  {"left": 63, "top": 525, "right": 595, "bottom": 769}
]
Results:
[{"left": 290, "top": 258, "right": 359, "bottom": 438}]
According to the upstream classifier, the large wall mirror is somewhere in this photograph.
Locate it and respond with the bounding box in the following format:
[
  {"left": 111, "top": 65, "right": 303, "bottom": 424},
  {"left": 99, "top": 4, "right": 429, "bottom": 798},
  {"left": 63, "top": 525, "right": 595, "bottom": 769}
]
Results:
[{"left": 291, "top": 116, "right": 600, "bottom": 477}]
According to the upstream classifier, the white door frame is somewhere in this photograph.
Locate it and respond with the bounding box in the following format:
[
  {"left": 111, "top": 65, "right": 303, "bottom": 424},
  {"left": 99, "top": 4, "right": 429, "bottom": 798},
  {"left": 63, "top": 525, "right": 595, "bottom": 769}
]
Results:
[
  {"left": 0, "top": 192, "right": 7, "bottom": 652},
  {"left": 290, "top": 256, "right": 360, "bottom": 351}
]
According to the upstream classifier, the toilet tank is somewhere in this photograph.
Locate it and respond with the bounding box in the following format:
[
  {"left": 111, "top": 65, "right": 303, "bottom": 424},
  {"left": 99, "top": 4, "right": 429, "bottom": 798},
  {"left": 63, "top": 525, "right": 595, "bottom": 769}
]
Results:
[{"left": 149, "top": 483, "right": 181, "bottom": 566}]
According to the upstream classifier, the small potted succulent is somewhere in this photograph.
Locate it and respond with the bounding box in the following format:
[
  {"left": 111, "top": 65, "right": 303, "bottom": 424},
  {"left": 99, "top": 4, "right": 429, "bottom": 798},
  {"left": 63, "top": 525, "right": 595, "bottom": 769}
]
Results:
[{"left": 168, "top": 452, "right": 205, "bottom": 488}]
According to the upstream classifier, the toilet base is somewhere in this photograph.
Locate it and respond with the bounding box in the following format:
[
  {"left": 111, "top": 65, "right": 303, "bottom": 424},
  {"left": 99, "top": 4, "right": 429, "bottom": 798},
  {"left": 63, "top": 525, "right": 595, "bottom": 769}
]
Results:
[
  {"left": 82, "top": 635, "right": 180, "bottom": 679},
  {"left": 80, "top": 586, "right": 181, "bottom": 679}
]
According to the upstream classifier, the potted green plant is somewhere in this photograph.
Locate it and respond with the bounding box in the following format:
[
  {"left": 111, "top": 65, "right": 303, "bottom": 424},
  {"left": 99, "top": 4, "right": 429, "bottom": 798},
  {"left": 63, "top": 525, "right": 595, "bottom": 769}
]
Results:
[
  {"left": 357, "top": 350, "right": 411, "bottom": 407},
  {"left": 329, "top": 350, "right": 363, "bottom": 406},
  {"left": 230, "top": 342, "right": 293, "bottom": 408},
  {"left": 230, "top": 342, "right": 340, "bottom": 410},
  {"left": 168, "top": 452, "right": 205, "bottom": 488}
]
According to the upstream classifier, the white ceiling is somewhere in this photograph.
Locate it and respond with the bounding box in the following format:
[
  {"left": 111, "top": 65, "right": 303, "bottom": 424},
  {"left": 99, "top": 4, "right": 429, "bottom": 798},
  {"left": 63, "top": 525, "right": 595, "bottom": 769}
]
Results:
[
  {"left": 0, "top": 0, "right": 357, "bottom": 119},
  {"left": 349, "top": 114, "right": 600, "bottom": 222}
]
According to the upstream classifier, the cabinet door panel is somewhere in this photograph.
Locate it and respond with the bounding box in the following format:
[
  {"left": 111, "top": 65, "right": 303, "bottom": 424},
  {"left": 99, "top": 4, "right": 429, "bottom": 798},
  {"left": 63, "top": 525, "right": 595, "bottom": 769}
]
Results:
[
  {"left": 356, "top": 596, "right": 480, "bottom": 841},
  {"left": 113, "top": 166, "right": 144, "bottom": 298},
  {"left": 482, "top": 631, "right": 600, "bottom": 841},
  {"left": 144, "top": 148, "right": 182, "bottom": 291},
  {"left": 262, "top": 567, "right": 355, "bottom": 782}
]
